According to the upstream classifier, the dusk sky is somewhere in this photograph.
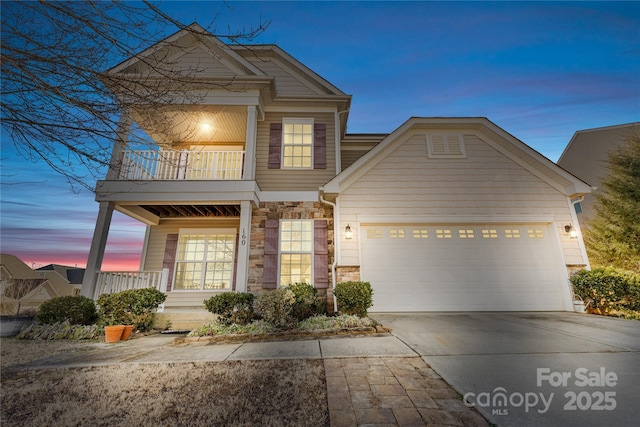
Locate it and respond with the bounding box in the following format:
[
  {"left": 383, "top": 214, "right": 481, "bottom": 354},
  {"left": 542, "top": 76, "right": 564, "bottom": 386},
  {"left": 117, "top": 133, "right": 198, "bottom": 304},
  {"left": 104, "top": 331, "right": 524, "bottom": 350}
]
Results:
[{"left": 1, "top": 1, "right": 639, "bottom": 271}]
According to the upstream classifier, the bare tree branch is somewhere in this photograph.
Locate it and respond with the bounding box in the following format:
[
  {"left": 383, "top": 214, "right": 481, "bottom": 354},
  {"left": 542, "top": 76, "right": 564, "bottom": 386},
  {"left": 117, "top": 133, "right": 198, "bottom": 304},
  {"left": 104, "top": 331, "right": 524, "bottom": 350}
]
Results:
[{"left": 0, "top": 0, "right": 268, "bottom": 191}]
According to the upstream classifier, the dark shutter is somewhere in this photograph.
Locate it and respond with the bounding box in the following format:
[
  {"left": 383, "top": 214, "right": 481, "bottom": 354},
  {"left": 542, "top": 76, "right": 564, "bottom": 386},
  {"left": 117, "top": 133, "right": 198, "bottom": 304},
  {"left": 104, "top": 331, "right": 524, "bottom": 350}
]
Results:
[
  {"left": 314, "top": 220, "right": 329, "bottom": 288},
  {"left": 263, "top": 220, "right": 279, "bottom": 289},
  {"left": 314, "top": 123, "right": 326, "bottom": 169},
  {"left": 268, "top": 123, "right": 282, "bottom": 169},
  {"left": 162, "top": 234, "right": 179, "bottom": 292}
]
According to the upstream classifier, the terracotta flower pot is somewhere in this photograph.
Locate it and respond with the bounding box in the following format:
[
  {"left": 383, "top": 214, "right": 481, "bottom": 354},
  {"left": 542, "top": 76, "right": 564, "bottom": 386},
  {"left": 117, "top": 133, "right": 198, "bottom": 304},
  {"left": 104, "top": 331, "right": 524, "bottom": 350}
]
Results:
[
  {"left": 104, "top": 325, "right": 125, "bottom": 343},
  {"left": 121, "top": 325, "right": 134, "bottom": 341}
]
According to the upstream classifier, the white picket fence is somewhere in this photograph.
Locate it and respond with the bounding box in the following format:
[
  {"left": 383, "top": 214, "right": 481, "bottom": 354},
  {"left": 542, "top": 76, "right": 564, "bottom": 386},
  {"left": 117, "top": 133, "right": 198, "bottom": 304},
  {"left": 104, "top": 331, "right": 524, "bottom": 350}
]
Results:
[{"left": 94, "top": 268, "right": 169, "bottom": 312}]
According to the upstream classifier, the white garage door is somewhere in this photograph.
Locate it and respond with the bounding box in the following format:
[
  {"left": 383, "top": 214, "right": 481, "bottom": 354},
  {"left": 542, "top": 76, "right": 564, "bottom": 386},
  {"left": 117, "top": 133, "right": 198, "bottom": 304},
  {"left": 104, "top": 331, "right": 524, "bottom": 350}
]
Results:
[{"left": 360, "top": 224, "right": 568, "bottom": 311}]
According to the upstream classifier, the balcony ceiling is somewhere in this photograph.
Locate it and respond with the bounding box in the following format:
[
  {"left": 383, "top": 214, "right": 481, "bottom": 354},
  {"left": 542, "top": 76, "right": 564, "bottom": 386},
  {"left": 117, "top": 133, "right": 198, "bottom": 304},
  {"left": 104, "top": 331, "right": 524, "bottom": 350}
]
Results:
[
  {"left": 133, "top": 105, "right": 247, "bottom": 145},
  {"left": 140, "top": 204, "right": 241, "bottom": 218}
]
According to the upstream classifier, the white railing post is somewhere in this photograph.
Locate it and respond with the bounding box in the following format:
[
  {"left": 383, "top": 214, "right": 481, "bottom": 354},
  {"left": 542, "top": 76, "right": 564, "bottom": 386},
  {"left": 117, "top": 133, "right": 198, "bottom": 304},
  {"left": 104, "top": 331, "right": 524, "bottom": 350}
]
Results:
[{"left": 157, "top": 267, "right": 169, "bottom": 313}]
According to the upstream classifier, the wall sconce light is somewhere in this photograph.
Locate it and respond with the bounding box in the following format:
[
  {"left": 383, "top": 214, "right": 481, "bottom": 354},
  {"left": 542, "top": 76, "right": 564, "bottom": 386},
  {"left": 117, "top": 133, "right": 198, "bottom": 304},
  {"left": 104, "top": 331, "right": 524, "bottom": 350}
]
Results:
[
  {"left": 564, "top": 224, "right": 578, "bottom": 239},
  {"left": 345, "top": 224, "right": 352, "bottom": 240}
]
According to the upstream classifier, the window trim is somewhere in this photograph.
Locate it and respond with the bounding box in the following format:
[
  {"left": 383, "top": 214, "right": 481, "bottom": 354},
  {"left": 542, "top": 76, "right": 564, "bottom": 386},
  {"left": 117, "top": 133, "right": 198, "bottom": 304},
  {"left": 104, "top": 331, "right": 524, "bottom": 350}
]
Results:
[
  {"left": 278, "top": 219, "right": 314, "bottom": 287},
  {"left": 172, "top": 228, "right": 236, "bottom": 292},
  {"left": 281, "top": 117, "right": 314, "bottom": 170}
]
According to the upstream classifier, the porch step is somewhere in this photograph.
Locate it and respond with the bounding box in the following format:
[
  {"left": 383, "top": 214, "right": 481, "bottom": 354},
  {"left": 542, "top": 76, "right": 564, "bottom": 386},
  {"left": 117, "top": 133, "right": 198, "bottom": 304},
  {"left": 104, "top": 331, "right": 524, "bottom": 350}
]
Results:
[{"left": 154, "top": 309, "right": 216, "bottom": 331}]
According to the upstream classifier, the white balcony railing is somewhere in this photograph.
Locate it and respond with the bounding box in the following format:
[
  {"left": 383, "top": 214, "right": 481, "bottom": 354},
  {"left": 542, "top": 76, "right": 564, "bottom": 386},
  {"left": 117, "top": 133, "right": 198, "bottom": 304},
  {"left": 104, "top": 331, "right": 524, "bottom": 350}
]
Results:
[
  {"left": 119, "top": 150, "right": 244, "bottom": 181},
  {"left": 94, "top": 269, "right": 169, "bottom": 311}
]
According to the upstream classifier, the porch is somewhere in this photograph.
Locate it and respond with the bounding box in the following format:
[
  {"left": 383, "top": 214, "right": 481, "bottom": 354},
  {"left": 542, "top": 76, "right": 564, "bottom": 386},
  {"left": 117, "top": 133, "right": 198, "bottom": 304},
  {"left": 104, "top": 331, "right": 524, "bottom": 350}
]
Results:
[
  {"left": 118, "top": 149, "right": 244, "bottom": 181},
  {"left": 93, "top": 269, "right": 218, "bottom": 328}
]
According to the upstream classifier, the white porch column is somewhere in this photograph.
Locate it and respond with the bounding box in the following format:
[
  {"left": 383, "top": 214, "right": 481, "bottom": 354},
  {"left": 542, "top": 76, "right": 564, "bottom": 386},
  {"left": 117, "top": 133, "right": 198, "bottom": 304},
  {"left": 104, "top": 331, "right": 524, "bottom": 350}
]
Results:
[
  {"left": 106, "top": 109, "right": 132, "bottom": 180},
  {"left": 235, "top": 200, "right": 252, "bottom": 292},
  {"left": 243, "top": 105, "right": 258, "bottom": 180},
  {"left": 81, "top": 202, "right": 115, "bottom": 298}
]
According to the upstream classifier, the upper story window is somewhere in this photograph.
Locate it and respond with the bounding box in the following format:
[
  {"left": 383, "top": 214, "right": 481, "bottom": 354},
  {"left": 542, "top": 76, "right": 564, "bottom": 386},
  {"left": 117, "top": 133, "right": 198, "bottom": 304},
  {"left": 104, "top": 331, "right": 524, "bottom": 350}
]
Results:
[
  {"left": 427, "top": 134, "right": 466, "bottom": 158},
  {"left": 282, "top": 118, "right": 314, "bottom": 169},
  {"left": 269, "top": 119, "right": 326, "bottom": 170}
]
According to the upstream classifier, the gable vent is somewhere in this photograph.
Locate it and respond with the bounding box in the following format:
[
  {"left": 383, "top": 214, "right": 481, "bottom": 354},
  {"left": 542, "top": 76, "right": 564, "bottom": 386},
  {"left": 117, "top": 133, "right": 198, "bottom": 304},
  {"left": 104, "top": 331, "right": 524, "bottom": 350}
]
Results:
[{"left": 427, "top": 134, "right": 466, "bottom": 158}]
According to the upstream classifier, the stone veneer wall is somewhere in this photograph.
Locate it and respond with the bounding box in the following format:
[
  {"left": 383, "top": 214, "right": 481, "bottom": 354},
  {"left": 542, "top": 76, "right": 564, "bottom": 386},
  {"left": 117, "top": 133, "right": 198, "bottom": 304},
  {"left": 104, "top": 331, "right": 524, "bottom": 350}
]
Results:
[
  {"left": 248, "top": 201, "right": 334, "bottom": 307},
  {"left": 336, "top": 266, "right": 361, "bottom": 283}
]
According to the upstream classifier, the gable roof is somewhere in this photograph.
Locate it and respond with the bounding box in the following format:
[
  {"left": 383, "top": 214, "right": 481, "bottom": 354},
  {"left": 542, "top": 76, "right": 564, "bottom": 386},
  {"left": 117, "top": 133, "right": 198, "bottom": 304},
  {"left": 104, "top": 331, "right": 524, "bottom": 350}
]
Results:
[
  {"left": 108, "top": 23, "right": 264, "bottom": 77},
  {"left": 558, "top": 122, "right": 640, "bottom": 186},
  {"left": 37, "top": 264, "right": 85, "bottom": 285},
  {"left": 107, "top": 23, "right": 348, "bottom": 101},
  {"left": 322, "top": 117, "right": 592, "bottom": 198},
  {"left": 0, "top": 254, "right": 41, "bottom": 279}
]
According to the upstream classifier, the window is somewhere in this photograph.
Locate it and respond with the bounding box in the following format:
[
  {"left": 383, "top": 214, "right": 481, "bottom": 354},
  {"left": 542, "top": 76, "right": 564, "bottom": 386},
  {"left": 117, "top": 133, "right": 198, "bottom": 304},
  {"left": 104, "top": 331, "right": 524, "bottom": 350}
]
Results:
[
  {"left": 282, "top": 118, "right": 313, "bottom": 169},
  {"left": 174, "top": 230, "right": 235, "bottom": 290},
  {"left": 390, "top": 229, "right": 405, "bottom": 238},
  {"left": 263, "top": 219, "right": 328, "bottom": 290},
  {"left": 458, "top": 229, "right": 475, "bottom": 239},
  {"left": 436, "top": 229, "right": 452, "bottom": 239},
  {"left": 505, "top": 229, "right": 521, "bottom": 239},
  {"left": 427, "top": 134, "right": 466, "bottom": 158},
  {"left": 279, "top": 220, "right": 313, "bottom": 287},
  {"left": 573, "top": 201, "right": 583, "bottom": 215},
  {"left": 528, "top": 229, "right": 544, "bottom": 239},
  {"left": 413, "top": 229, "right": 429, "bottom": 239},
  {"left": 482, "top": 229, "right": 498, "bottom": 239},
  {"left": 269, "top": 120, "right": 326, "bottom": 169},
  {"left": 367, "top": 229, "right": 382, "bottom": 239}
]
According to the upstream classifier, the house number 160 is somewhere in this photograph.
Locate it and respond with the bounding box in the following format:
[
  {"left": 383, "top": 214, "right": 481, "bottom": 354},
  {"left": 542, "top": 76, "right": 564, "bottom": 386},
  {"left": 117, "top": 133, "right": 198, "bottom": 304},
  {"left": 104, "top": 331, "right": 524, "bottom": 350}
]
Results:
[{"left": 241, "top": 229, "right": 247, "bottom": 246}]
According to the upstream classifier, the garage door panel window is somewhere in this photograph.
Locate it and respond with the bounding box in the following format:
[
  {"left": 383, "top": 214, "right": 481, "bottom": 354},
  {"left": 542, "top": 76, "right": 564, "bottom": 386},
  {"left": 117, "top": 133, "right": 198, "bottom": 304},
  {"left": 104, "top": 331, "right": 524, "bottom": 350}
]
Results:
[
  {"left": 413, "top": 229, "right": 429, "bottom": 238},
  {"left": 528, "top": 229, "right": 544, "bottom": 238}
]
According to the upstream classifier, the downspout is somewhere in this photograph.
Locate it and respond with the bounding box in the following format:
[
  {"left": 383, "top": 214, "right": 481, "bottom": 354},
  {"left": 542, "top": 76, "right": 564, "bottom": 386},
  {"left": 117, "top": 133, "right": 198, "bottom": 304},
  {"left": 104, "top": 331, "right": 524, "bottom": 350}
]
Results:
[{"left": 319, "top": 192, "right": 338, "bottom": 314}]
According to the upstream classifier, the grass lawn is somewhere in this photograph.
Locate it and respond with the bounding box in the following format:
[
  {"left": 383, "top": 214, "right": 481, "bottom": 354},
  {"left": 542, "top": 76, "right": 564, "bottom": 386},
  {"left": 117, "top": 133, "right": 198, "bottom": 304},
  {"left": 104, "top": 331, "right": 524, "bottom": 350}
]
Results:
[{"left": 1, "top": 338, "right": 329, "bottom": 426}]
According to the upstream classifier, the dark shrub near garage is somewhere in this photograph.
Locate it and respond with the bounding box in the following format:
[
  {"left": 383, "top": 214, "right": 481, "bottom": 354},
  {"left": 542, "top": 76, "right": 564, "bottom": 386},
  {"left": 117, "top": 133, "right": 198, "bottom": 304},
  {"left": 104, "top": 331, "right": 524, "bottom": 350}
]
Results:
[
  {"left": 335, "top": 281, "right": 373, "bottom": 317},
  {"left": 571, "top": 268, "right": 640, "bottom": 312},
  {"left": 36, "top": 295, "right": 98, "bottom": 325}
]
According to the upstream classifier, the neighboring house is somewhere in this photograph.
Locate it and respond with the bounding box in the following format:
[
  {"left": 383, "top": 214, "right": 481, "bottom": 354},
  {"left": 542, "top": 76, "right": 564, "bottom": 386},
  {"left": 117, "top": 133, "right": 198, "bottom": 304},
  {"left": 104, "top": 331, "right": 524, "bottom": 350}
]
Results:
[
  {"left": 37, "top": 264, "right": 85, "bottom": 295},
  {"left": 557, "top": 122, "right": 640, "bottom": 229},
  {"left": 0, "top": 254, "right": 75, "bottom": 316},
  {"left": 81, "top": 24, "right": 591, "bottom": 323}
]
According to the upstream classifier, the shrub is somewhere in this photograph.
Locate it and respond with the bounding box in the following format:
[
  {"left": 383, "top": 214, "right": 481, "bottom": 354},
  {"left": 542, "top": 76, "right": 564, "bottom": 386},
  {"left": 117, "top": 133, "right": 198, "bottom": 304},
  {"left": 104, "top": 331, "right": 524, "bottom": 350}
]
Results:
[
  {"left": 17, "top": 320, "right": 101, "bottom": 340},
  {"left": 255, "top": 288, "right": 296, "bottom": 328},
  {"left": 203, "top": 292, "right": 255, "bottom": 326},
  {"left": 97, "top": 288, "right": 166, "bottom": 331},
  {"left": 571, "top": 268, "right": 640, "bottom": 313},
  {"left": 36, "top": 295, "right": 97, "bottom": 325},
  {"left": 334, "top": 281, "right": 373, "bottom": 317},
  {"left": 188, "top": 319, "right": 276, "bottom": 337},
  {"left": 288, "top": 282, "right": 325, "bottom": 321}
]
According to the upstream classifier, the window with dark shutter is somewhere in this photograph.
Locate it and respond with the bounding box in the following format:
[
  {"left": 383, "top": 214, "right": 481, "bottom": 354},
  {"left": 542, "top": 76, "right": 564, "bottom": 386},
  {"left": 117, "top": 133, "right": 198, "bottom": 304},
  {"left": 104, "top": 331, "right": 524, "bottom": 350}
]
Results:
[
  {"left": 262, "top": 220, "right": 279, "bottom": 288},
  {"left": 162, "top": 234, "right": 178, "bottom": 292},
  {"left": 268, "top": 123, "right": 282, "bottom": 169},
  {"left": 314, "top": 124, "right": 326, "bottom": 169},
  {"left": 314, "top": 220, "right": 329, "bottom": 288}
]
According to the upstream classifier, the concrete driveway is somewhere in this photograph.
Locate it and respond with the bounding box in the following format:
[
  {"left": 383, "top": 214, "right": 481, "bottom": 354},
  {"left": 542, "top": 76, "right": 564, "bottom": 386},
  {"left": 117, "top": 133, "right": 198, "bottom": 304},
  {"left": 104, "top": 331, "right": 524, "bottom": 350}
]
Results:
[{"left": 371, "top": 312, "right": 640, "bottom": 427}]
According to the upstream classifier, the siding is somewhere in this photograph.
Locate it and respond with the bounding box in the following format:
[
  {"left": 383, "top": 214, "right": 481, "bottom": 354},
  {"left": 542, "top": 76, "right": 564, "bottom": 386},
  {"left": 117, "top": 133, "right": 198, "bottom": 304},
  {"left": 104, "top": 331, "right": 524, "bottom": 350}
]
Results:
[
  {"left": 144, "top": 218, "right": 240, "bottom": 309},
  {"left": 338, "top": 133, "right": 586, "bottom": 266},
  {"left": 341, "top": 134, "right": 386, "bottom": 169},
  {"left": 558, "top": 123, "right": 639, "bottom": 225},
  {"left": 256, "top": 112, "right": 337, "bottom": 190}
]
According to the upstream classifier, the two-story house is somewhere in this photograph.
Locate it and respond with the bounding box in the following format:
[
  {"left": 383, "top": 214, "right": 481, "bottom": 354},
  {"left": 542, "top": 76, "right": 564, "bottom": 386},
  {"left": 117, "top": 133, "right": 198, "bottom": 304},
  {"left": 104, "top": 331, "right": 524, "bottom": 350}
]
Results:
[{"left": 81, "top": 24, "right": 591, "bottom": 327}]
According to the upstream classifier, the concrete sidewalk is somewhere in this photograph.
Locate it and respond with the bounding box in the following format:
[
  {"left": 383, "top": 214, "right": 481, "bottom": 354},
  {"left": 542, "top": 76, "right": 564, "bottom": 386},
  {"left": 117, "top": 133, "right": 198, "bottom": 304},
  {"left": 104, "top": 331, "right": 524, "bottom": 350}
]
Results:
[
  {"left": 7, "top": 333, "right": 489, "bottom": 426},
  {"left": 13, "top": 334, "right": 418, "bottom": 369}
]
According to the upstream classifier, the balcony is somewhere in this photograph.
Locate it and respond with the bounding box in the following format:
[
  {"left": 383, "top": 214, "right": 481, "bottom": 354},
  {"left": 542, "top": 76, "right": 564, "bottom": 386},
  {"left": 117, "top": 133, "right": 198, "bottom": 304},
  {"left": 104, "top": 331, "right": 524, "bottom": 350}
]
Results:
[{"left": 119, "top": 149, "right": 244, "bottom": 181}]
